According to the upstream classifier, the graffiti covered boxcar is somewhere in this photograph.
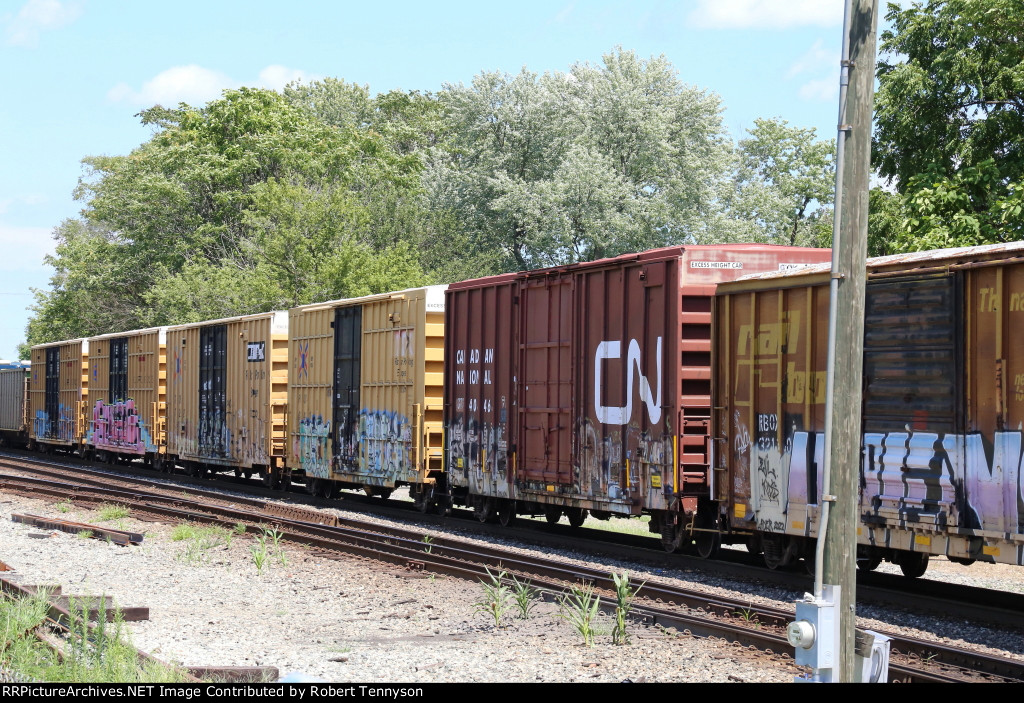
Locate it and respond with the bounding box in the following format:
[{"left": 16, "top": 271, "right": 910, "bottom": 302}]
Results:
[
  {"left": 287, "top": 287, "right": 446, "bottom": 504},
  {"left": 166, "top": 311, "right": 288, "bottom": 480},
  {"left": 444, "top": 244, "right": 832, "bottom": 545},
  {"left": 85, "top": 327, "right": 168, "bottom": 467},
  {"left": 714, "top": 242, "right": 1024, "bottom": 575},
  {"left": 29, "top": 339, "right": 88, "bottom": 451}
]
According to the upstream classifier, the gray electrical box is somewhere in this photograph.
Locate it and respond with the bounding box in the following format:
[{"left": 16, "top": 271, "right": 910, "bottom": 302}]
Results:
[
  {"left": 788, "top": 585, "right": 841, "bottom": 682},
  {"left": 854, "top": 629, "right": 890, "bottom": 683}
]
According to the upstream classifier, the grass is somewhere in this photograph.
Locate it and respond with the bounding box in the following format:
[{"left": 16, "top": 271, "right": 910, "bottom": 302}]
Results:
[
  {"left": 172, "top": 523, "right": 233, "bottom": 565},
  {"left": 96, "top": 504, "right": 130, "bottom": 522},
  {"left": 76, "top": 530, "right": 94, "bottom": 540},
  {"left": 54, "top": 499, "right": 72, "bottom": 514},
  {"left": 0, "top": 591, "right": 188, "bottom": 682}
]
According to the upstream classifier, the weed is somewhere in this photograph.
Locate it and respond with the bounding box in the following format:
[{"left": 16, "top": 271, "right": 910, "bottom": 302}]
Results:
[
  {"left": 558, "top": 583, "right": 601, "bottom": 647},
  {"left": 421, "top": 534, "right": 435, "bottom": 554},
  {"left": 233, "top": 522, "right": 247, "bottom": 536},
  {"left": 251, "top": 535, "right": 269, "bottom": 576},
  {"left": 76, "top": 530, "right": 93, "bottom": 540},
  {"left": 611, "top": 571, "right": 644, "bottom": 645},
  {"left": 510, "top": 575, "right": 539, "bottom": 620},
  {"left": 428, "top": 574, "right": 436, "bottom": 583},
  {"left": 327, "top": 644, "right": 352, "bottom": 654},
  {"left": 264, "top": 527, "right": 287, "bottom": 566},
  {"left": 473, "top": 568, "right": 513, "bottom": 629},
  {"left": 97, "top": 504, "right": 130, "bottom": 522},
  {"left": 55, "top": 499, "right": 71, "bottom": 514},
  {"left": 735, "top": 604, "right": 760, "bottom": 628},
  {"left": 0, "top": 591, "right": 186, "bottom": 682}
]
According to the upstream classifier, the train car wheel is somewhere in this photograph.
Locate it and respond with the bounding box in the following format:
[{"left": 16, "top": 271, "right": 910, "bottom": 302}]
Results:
[
  {"left": 857, "top": 555, "right": 883, "bottom": 571},
  {"left": 898, "top": 551, "right": 929, "bottom": 578},
  {"left": 761, "top": 534, "right": 795, "bottom": 570},
  {"left": 497, "top": 500, "right": 516, "bottom": 527},
  {"left": 566, "top": 507, "right": 588, "bottom": 528},
  {"left": 544, "top": 506, "right": 562, "bottom": 524},
  {"left": 695, "top": 531, "right": 721, "bottom": 559},
  {"left": 307, "top": 478, "right": 323, "bottom": 496},
  {"left": 263, "top": 469, "right": 281, "bottom": 490},
  {"left": 474, "top": 497, "right": 495, "bottom": 523},
  {"left": 413, "top": 485, "right": 434, "bottom": 513},
  {"left": 661, "top": 520, "right": 682, "bottom": 553}
]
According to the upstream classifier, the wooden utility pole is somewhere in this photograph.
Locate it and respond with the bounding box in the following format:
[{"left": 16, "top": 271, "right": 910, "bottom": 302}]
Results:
[{"left": 823, "top": 0, "right": 878, "bottom": 682}]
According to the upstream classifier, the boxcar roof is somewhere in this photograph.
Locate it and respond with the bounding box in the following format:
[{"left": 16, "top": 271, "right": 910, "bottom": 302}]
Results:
[
  {"left": 721, "top": 240, "right": 1024, "bottom": 292},
  {"left": 87, "top": 326, "right": 169, "bottom": 343},
  {"left": 289, "top": 284, "right": 447, "bottom": 314},
  {"left": 447, "top": 243, "right": 827, "bottom": 291},
  {"left": 165, "top": 309, "right": 288, "bottom": 334}
]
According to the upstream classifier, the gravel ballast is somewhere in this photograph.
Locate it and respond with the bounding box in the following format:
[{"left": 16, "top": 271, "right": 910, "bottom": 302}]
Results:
[{"left": 0, "top": 492, "right": 796, "bottom": 683}]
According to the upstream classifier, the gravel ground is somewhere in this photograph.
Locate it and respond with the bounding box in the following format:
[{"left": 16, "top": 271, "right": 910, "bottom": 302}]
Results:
[
  {"left": 2, "top": 483, "right": 1022, "bottom": 683},
  {"left": 0, "top": 491, "right": 797, "bottom": 683}
]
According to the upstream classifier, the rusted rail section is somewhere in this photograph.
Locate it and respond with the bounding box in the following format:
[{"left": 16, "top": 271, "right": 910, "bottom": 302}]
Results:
[{"left": 11, "top": 512, "right": 144, "bottom": 545}]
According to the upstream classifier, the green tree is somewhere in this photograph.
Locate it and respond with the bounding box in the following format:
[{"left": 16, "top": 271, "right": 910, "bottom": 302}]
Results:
[
  {"left": 732, "top": 118, "right": 835, "bottom": 247},
  {"left": 27, "top": 87, "right": 425, "bottom": 345},
  {"left": 874, "top": 0, "right": 1024, "bottom": 248},
  {"left": 430, "top": 48, "right": 734, "bottom": 271}
]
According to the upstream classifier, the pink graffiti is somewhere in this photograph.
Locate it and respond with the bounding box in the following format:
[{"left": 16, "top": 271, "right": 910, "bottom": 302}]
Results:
[{"left": 91, "top": 399, "right": 143, "bottom": 452}]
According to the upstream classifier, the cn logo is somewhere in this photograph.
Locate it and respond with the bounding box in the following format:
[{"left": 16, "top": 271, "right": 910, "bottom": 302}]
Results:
[{"left": 594, "top": 337, "right": 663, "bottom": 425}]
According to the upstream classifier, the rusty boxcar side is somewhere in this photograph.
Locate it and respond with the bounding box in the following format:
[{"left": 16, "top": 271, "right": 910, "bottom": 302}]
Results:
[
  {"left": 715, "top": 241, "right": 1024, "bottom": 574},
  {"left": 29, "top": 339, "right": 89, "bottom": 451},
  {"left": 445, "top": 244, "right": 832, "bottom": 537},
  {"left": 166, "top": 312, "right": 288, "bottom": 478},
  {"left": 287, "top": 286, "right": 446, "bottom": 502},
  {"left": 85, "top": 328, "right": 167, "bottom": 466}
]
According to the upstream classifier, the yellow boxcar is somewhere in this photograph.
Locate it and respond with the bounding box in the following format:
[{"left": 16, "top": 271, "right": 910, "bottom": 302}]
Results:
[
  {"left": 0, "top": 363, "right": 30, "bottom": 445},
  {"left": 166, "top": 311, "right": 288, "bottom": 478},
  {"left": 29, "top": 339, "right": 89, "bottom": 450},
  {"left": 288, "top": 286, "right": 445, "bottom": 504},
  {"left": 85, "top": 327, "right": 168, "bottom": 467}
]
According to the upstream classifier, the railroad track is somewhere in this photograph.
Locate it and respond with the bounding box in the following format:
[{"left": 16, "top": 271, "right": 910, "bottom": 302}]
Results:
[
  {"left": 1, "top": 455, "right": 1021, "bottom": 683},
  {"left": 4, "top": 448, "right": 1024, "bottom": 632}
]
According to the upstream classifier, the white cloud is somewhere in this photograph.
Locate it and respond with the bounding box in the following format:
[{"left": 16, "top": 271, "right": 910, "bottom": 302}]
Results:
[
  {"left": 4, "top": 0, "right": 82, "bottom": 47},
  {"left": 799, "top": 77, "right": 838, "bottom": 102},
  {"left": 255, "top": 65, "right": 322, "bottom": 91},
  {"left": 0, "top": 194, "right": 46, "bottom": 215},
  {"left": 0, "top": 224, "right": 55, "bottom": 272},
  {"left": 787, "top": 39, "right": 836, "bottom": 78},
  {"left": 108, "top": 65, "right": 233, "bottom": 107},
  {"left": 108, "top": 64, "right": 319, "bottom": 107},
  {"left": 689, "top": 0, "right": 842, "bottom": 30}
]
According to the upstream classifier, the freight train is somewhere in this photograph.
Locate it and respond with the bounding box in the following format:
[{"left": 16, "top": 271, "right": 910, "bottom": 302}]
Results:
[{"left": 5, "top": 241, "right": 1024, "bottom": 578}]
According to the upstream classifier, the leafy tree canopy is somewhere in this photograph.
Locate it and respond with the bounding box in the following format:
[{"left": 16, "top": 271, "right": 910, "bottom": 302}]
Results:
[{"left": 874, "top": 0, "right": 1024, "bottom": 249}]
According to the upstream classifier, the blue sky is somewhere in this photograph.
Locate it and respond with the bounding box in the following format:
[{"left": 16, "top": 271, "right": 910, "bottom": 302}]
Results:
[{"left": 0, "top": 0, "right": 863, "bottom": 359}]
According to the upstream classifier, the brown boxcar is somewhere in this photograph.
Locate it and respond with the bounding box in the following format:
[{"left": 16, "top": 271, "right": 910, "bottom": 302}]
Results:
[
  {"left": 444, "top": 244, "right": 832, "bottom": 540},
  {"left": 29, "top": 339, "right": 89, "bottom": 450},
  {"left": 85, "top": 327, "right": 167, "bottom": 467},
  {"left": 287, "top": 286, "right": 446, "bottom": 503},
  {"left": 714, "top": 242, "right": 1024, "bottom": 574},
  {"left": 0, "top": 363, "right": 30, "bottom": 445},
  {"left": 166, "top": 312, "right": 288, "bottom": 478}
]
